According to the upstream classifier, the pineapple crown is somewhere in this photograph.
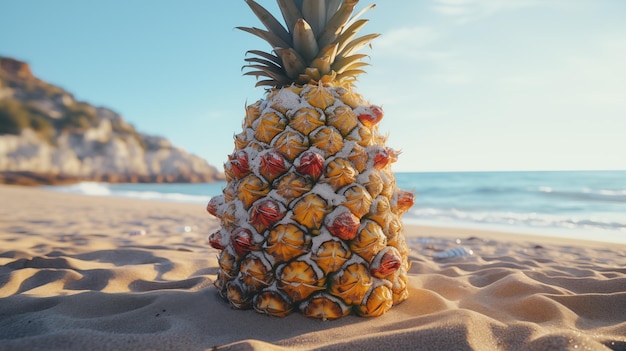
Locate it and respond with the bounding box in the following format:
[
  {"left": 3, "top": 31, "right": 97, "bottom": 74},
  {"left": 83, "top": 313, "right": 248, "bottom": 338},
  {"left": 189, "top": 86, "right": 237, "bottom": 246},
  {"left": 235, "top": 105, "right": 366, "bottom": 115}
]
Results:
[{"left": 240, "top": 0, "right": 378, "bottom": 88}]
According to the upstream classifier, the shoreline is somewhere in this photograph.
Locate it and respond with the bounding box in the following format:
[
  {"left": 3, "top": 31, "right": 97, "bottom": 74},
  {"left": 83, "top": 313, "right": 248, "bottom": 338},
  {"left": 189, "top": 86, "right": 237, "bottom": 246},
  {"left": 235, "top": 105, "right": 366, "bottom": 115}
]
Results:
[
  {"left": 404, "top": 221, "right": 626, "bottom": 247},
  {"left": 33, "top": 182, "right": 626, "bottom": 246},
  {"left": 0, "top": 171, "right": 225, "bottom": 186}
]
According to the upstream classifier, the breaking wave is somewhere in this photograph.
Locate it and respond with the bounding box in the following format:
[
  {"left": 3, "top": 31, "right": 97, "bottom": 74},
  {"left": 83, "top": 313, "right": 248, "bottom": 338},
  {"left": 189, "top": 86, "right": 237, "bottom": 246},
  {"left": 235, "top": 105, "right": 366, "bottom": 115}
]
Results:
[
  {"left": 47, "top": 182, "right": 215, "bottom": 204},
  {"left": 406, "top": 207, "right": 626, "bottom": 233}
]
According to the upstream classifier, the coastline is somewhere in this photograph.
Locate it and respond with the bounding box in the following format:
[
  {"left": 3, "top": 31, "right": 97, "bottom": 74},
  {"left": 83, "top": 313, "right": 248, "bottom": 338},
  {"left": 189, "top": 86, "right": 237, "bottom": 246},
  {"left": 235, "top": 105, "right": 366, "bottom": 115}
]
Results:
[
  {"left": 36, "top": 170, "right": 626, "bottom": 245},
  {"left": 1, "top": 184, "right": 625, "bottom": 350}
]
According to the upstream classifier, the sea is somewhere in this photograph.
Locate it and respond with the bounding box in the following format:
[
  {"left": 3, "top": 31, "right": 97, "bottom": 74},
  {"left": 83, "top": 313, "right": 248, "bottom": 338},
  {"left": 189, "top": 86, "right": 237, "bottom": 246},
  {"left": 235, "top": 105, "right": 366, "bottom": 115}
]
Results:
[{"left": 45, "top": 170, "right": 626, "bottom": 244}]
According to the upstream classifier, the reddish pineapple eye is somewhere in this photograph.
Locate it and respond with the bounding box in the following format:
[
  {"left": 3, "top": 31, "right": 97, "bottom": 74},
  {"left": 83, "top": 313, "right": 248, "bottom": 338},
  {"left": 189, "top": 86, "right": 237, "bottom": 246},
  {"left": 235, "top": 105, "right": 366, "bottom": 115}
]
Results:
[
  {"left": 378, "top": 252, "right": 401, "bottom": 275},
  {"left": 397, "top": 190, "right": 415, "bottom": 212},
  {"left": 231, "top": 228, "right": 254, "bottom": 255},
  {"left": 371, "top": 250, "right": 402, "bottom": 277},
  {"left": 260, "top": 150, "right": 288, "bottom": 181},
  {"left": 250, "top": 199, "right": 285, "bottom": 228},
  {"left": 296, "top": 151, "right": 325, "bottom": 179},
  {"left": 328, "top": 211, "right": 360, "bottom": 241},
  {"left": 206, "top": 203, "right": 217, "bottom": 216},
  {"left": 371, "top": 105, "right": 384, "bottom": 119},
  {"left": 373, "top": 147, "right": 399, "bottom": 170},
  {"left": 208, "top": 230, "right": 226, "bottom": 250},
  {"left": 358, "top": 105, "right": 384, "bottom": 127},
  {"left": 229, "top": 150, "right": 250, "bottom": 178},
  {"left": 373, "top": 149, "right": 390, "bottom": 169}
]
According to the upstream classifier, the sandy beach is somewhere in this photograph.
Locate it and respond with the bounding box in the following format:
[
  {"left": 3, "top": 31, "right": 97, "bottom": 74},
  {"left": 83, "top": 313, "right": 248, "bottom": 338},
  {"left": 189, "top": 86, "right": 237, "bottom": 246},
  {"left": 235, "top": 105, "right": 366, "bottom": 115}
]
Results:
[{"left": 1, "top": 184, "right": 625, "bottom": 351}]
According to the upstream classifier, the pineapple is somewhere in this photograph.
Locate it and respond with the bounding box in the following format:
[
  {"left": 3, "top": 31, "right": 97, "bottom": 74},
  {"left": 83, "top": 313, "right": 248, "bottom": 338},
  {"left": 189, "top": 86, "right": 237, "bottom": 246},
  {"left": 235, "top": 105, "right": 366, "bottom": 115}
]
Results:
[{"left": 207, "top": 0, "right": 415, "bottom": 319}]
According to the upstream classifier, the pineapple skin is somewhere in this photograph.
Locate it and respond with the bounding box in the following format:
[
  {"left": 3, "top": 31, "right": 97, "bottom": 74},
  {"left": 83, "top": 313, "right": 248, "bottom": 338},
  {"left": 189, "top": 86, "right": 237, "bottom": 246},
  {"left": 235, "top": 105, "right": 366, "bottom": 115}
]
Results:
[{"left": 208, "top": 82, "right": 414, "bottom": 319}]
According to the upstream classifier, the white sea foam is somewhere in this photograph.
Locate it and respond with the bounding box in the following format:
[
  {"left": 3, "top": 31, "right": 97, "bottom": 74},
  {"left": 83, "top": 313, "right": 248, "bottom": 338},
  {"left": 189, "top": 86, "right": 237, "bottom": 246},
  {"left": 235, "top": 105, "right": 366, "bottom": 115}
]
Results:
[
  {"left": 539, "top": 186, "right": 553, "bottom": 193},
  {"left": 111, "top": 190, "right": 210, "bottom": 203},
  {"left": 49, "top": 182, "right": 112, "bottom": 196},
  {"left": 582, "top": 188, "right": 626, "bottom": 202},
  {"left": 48, "top": 182, "right": 212, "bottom": 204},
  {"left": 407, "top": 207, "right": 626, "bottom": 233},
  {"left": 536, "top": 186, "right": 626, "bottom": 203}
]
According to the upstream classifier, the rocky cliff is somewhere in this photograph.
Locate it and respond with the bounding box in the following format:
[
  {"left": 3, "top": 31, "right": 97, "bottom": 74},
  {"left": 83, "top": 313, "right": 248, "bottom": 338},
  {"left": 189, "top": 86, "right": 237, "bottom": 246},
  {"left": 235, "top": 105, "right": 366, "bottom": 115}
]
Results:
[{"left": 0, "top": 57, "right": 223, "bottom": 185}]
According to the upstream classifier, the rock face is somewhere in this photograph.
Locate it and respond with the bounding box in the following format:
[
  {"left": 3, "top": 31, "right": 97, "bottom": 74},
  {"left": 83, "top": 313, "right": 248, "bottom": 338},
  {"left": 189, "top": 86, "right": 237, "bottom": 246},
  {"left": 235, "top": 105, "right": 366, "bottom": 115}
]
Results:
[{"left": 0, "top": 57, "right": 223, "bottom": 185}]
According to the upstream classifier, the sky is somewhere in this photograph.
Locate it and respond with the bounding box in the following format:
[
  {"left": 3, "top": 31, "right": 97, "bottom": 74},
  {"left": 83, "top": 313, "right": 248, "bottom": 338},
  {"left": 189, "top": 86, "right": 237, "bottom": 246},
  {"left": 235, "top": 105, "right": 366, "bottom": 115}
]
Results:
[{"left": 1, "top": 0, "right": 625, "bottom": 172}]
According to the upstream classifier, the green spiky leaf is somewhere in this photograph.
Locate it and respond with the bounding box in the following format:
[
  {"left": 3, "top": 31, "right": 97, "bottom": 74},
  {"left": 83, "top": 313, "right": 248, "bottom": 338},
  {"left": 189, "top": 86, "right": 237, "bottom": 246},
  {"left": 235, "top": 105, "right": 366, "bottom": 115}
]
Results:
[
  {"left": 237, "top": 26, "right": 291, "bottom": 50},
  {"left": 337, "top": 33, "right": 380, "bottom": 59},
  {"left": 277, "top": 0, "right": 303, "bottom": 33},
  {"left": 317, "top": 0, "right": 359, "bottom": 48},
  {"left": 246, "top": 50, "right": 282, "bottom": 66},
  {"left": 301, "top": 0, "right": 325, "bottom": 37},
  {"left": 332, "top": 54, "right": 369, "bottom": 73},
  {"left": 244, "top": 0, "right": 292, "bottom": 45},
  {"left": 275, "top": 48, "right": 307, "bottom": 79},
  {"left": 293, "top": 18, "right": 319, "bottom": 61}
]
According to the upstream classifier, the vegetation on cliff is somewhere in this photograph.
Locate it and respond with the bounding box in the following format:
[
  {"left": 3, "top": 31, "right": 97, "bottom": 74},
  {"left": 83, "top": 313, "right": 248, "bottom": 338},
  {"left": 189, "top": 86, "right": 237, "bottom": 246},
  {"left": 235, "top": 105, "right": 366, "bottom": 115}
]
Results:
[{"left": 0, "top": 56, "right": 222, "bottom": 184}]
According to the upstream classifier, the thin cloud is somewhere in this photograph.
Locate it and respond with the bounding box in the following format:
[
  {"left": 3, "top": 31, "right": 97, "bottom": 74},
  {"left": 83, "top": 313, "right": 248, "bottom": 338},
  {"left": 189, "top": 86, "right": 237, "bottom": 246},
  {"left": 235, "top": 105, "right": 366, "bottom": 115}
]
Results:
[
  {"left": 373, "top": 26, "right": 472, "bottom": 85},
  {"left": 432, "top": 0, "right": 543, "bottom": 24},
  {"left": 377, "top": 26, "right": 439, "bottom": 51},
  {"left": 374, "top": 26, "right": 447, "bottom": 61}
]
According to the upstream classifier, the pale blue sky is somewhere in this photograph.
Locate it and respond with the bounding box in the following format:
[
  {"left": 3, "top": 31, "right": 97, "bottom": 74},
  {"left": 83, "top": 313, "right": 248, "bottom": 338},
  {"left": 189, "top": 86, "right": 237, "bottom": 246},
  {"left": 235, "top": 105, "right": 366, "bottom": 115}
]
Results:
[{"left": 2, "top": 0, "right": 625, "bottom": 172}]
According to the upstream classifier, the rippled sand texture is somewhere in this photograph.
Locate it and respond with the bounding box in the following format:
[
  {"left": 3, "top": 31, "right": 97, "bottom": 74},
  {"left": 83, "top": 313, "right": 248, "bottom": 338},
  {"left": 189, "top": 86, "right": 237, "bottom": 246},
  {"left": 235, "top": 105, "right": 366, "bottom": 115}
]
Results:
[{"left": 0, "top": 185, "right": 625, "bottom": 351}]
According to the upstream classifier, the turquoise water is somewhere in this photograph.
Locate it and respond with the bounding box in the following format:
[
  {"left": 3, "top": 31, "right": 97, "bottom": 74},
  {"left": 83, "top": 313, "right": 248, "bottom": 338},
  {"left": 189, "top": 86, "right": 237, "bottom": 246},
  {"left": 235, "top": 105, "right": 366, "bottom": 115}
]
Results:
[
  {"left": 47, "top": 171, "right": 626, "bottom": 243},
  {"left": 395, "top": 171, "right": 626, "bottom": 242}
]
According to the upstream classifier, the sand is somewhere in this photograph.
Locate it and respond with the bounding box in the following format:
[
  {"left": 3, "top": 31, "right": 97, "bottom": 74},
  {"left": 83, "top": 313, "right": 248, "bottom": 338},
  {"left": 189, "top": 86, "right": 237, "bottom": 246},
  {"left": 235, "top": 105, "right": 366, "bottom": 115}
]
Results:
[{"left": 0, "top": 184, "right": 625, "bottom": 351}]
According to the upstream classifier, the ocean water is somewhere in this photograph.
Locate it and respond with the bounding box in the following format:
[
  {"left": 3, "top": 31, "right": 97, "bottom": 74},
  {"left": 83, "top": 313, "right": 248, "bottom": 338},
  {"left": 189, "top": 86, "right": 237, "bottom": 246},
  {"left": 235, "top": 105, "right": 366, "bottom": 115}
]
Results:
[{"left": 46, "top": 171, "right": 626, "bottom": 244}]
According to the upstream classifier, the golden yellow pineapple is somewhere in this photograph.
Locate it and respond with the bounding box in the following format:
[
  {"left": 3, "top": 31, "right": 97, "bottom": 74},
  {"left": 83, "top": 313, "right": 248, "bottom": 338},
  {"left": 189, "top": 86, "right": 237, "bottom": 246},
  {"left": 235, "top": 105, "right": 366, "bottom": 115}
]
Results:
[{"left": 207, "top": 0, "right": 415, "bottom": 319}]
